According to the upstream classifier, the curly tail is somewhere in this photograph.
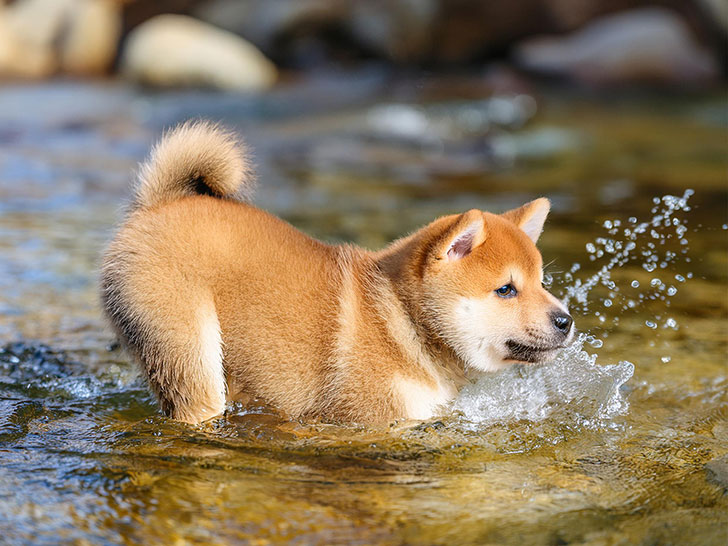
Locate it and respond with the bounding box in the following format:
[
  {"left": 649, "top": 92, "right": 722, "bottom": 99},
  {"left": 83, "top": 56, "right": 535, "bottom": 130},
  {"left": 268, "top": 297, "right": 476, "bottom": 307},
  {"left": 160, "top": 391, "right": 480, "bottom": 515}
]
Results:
[{"left": 132, "top": 120, "right": 254, "bottom": 210}]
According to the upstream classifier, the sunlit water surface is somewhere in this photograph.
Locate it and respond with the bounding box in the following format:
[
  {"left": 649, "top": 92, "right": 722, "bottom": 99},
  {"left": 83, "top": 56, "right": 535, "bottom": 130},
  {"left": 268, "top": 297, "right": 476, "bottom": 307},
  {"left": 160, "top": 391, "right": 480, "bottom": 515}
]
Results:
[{"left": 0, "top": 78, "right": 726, "bottom": 545}]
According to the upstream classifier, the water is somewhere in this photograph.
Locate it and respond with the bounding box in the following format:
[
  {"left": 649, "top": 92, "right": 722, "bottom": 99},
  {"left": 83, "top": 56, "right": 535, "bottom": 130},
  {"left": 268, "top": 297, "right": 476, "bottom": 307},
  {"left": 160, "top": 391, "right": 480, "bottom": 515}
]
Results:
[
  {"left": 453, "top": 335, "right": 634, "bottom": 427},
  {"left": 0, "top": 79, "right": 726, "bottom": 544}
]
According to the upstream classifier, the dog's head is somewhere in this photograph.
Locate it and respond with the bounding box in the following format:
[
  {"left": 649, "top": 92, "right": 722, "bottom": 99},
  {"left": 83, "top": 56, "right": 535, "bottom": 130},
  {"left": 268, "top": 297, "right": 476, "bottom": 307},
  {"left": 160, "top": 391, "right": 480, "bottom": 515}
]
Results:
[{"left": 420, "top": 198, "right": 573, "bottom": 372}]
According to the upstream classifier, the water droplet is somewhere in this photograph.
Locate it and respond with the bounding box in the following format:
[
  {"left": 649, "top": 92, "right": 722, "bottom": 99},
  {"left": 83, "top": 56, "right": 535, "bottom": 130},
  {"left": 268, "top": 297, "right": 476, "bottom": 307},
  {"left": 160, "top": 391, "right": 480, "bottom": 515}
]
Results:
[
  {"left": 722, "top": 224, "right": 728, "bottom": 230},
  {"left": 631, "top": 280, "right": 640, "bottom": 288},
  {"left": 603, "top": 220, "right": 613, "bottom": 229},
  {"left": 603, "top": 299, "right": 612, "bottom": 307},
  {"left": 645, "top": 320, "right": 657, "bottom": 329},
  {"left": 674, "top": 274, "right": 685, "bottom": 282},
  {"left": 628, "top": 217, "right": 637, "bottom": 224},
  {"left": 664, "top": 317, "right": 678, "bottom": 329},
  {"left": 586, "top": 242, "right": 596, "bottom": 253},
  {"left": 650, "top": 278, "right": 661, "bottom": 287},
  {"left": 666, "top": 286, "right": 677, "bottom": 296},
  {"left": 661, "top": 356, "right": 671, "bottom": 363}
]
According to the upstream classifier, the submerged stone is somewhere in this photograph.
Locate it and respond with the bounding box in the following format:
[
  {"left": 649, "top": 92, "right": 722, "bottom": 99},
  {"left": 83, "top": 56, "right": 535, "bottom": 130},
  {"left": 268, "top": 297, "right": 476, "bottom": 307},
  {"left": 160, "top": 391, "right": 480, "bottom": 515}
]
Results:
[{"left": 705, "top": 455, "right": 728, "bottom": 491}]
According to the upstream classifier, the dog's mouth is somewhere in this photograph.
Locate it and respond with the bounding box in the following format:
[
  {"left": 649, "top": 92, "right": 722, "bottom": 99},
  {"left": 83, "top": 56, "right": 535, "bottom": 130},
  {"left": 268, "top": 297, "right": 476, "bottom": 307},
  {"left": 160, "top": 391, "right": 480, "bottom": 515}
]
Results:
[{"left": 504, "top": 340, "right": 562, "bottom": 364}]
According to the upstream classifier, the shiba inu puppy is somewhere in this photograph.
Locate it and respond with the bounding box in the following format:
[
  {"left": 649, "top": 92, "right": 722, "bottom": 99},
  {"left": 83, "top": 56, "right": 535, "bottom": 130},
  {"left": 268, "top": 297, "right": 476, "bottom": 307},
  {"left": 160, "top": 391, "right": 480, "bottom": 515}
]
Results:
[{"left": 101, "top": 121, "right": 574, "bottom": 425}]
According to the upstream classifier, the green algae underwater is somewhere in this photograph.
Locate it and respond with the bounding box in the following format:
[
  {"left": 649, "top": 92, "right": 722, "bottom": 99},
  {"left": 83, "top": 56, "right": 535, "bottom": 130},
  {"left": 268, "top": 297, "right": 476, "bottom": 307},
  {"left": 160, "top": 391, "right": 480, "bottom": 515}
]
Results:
[{"left": 0, "top": 80, "right": 726, "bottom": 545}]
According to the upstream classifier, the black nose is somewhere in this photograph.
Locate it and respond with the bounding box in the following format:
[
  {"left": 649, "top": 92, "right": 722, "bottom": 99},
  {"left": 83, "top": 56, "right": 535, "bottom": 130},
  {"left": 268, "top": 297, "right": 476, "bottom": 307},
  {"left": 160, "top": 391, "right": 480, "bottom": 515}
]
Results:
[{"left": 551, "top": 312, "right": 573, "bottom": 335}]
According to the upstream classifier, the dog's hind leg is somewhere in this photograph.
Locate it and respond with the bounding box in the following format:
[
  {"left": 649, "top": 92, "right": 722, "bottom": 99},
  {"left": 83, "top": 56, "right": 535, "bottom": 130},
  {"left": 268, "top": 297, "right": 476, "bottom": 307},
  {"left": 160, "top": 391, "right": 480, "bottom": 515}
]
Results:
[
  {"left": 155, "top": 300, "right": 226, "bottom": 423},
  {"left": 103, "top": 278, "right": 227, "bottom": 424}
]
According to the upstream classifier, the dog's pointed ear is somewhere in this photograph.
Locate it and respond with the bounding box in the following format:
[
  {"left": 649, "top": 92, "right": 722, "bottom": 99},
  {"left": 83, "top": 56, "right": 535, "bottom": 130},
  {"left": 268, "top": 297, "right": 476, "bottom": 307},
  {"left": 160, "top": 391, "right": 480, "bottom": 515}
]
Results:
[
  {"left": 502, "top": 198, "right": 550, "bottom": 243},
  {"left": 440, "top": 209, "right": 486, "bottom": 261}
]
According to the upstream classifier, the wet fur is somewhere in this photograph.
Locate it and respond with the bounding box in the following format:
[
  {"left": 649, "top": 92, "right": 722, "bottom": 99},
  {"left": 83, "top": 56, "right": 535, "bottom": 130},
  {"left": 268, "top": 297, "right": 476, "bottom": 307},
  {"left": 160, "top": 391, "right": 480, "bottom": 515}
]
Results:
[{"left": 101, "top": 121, "right": 573, "bottom": 425}]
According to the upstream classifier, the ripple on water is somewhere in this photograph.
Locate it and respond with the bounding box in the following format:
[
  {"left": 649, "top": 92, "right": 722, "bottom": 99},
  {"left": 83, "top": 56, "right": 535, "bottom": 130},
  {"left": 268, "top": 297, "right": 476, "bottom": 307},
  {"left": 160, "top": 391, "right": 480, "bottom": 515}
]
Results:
[{"left": 0, "top": 342, "right": 149, "bottom": 440}]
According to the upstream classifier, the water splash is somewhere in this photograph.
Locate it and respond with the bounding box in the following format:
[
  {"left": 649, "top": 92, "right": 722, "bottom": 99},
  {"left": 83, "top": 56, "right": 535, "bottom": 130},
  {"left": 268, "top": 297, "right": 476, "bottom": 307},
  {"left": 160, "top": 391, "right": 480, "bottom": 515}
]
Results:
[
  {"left": 453, "top": 190, "right": 695, "bottom": 427},
  {"left": 561, "top": 189, "right": 694, "bottom": 327},
  {"left": 453, "top": 334, "right": 633, "bottom": 427}
]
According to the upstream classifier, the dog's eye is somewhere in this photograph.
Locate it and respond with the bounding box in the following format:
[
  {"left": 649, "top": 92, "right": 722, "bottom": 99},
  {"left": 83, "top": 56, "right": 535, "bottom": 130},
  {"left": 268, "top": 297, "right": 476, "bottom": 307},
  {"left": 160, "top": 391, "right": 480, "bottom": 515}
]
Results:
[{"left": 495, "top": 284, "right": 517, "bottom": 298}]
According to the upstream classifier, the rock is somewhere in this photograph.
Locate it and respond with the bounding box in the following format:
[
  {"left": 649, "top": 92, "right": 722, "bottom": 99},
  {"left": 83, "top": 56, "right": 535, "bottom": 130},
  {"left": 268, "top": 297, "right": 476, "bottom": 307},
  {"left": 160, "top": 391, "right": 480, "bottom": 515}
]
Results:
[
  {"left": 194, "top": 0, "right": 350, "bottom": 67},
  {"left": 699, "top": 0, "right": 728, "bottom": 34},
  {"left": 195, "top": 0, "right": 346, "bottom": 51},
  {"left": 347, "top": 0, "right": 438, "bottom": 63},
  {"left": 196, "top": 0, "right": 441, "bottom": 64},
  {"left": 513, "top": 7, "right": 719, "bottom": 85},
  {"left": 193, "top": 1, "right": 725, "bottom": 69},
  {"left": 120, "top": 14, "right": 277, "bottom": 91},
  {"left": 0, "top": 0, "right": 121, "bottom": 79},
  {"left": 0, "top": 0, "right": 67, "bottom": 78},
  {"left": 705, "top": 454, "right": 728, "bottom": 491},
  {"left": 61, "top": 0, "right": 122, "bottom": 75}
]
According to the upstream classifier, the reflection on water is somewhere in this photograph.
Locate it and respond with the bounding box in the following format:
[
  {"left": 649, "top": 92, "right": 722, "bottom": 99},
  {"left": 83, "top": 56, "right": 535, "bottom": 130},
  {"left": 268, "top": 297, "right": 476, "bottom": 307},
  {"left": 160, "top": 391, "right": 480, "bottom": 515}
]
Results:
[{"left": 0, "top": 79, "right": 726, "bottom": 544}]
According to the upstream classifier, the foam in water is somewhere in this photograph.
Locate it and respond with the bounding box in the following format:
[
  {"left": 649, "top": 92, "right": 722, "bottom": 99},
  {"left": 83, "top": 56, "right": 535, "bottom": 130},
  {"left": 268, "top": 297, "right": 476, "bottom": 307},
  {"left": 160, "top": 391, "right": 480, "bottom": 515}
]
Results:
[{"left": 453, "top": 190, "right": 694, "bottom": 426}]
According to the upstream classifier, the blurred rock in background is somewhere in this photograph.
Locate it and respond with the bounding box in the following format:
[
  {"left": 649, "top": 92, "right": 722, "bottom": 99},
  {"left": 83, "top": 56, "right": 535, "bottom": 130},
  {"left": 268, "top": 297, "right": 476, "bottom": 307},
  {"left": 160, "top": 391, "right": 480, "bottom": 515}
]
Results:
[
  {"left": 121, "top": 14, "right": 277, "bottom": 90},
  {"left": 513, "top": 8, "right": 719, "bottom": 85},
  {"left": 0, "top": 0, "right": 725, "bottom": 87},
  {"left": 0, "top": 0, "right": 120, "bottom": 78}
]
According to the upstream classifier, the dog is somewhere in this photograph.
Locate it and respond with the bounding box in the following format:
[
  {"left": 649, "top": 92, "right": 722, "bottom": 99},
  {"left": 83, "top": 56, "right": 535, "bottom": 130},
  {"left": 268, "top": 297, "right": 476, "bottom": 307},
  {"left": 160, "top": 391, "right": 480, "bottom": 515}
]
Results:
[{"left": 101, "top": 121, "right": 574, "bottom": 425}]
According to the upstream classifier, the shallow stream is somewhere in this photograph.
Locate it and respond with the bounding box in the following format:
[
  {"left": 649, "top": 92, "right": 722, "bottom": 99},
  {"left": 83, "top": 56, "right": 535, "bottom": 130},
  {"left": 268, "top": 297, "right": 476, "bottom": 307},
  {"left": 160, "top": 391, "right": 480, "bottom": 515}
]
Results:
[{"left": 0, "top": 77, "right": 726, "bottom": 544}]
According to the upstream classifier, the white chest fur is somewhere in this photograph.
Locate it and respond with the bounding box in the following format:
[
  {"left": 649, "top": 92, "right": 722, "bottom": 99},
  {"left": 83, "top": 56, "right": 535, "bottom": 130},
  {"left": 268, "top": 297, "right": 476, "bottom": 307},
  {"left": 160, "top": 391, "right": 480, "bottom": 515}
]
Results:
[{"left": 394, "top": 375, "right": 457, "bottom": 420}]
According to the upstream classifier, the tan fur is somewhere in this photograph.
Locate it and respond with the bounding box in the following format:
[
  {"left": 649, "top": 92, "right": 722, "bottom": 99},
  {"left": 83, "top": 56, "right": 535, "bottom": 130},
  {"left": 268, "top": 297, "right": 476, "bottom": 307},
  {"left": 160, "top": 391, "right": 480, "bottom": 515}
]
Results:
[
  {"left": 101, "top": 121, "right": 573, "bottom": 425},
  {"left": 132, "top": 120, "right": 254, "bottom": 210}
]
